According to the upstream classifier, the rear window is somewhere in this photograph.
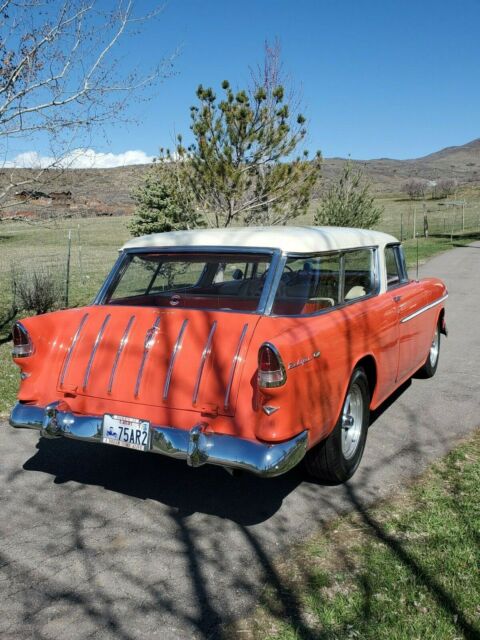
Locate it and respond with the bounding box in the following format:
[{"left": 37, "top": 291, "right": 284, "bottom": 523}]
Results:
[{"left": 104, "top": 252, "right": 272, "bottom": 312}]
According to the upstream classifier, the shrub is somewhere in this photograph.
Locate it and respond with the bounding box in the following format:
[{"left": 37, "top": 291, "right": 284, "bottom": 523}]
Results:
[
  {"left": 403, "top": 178, "right": 429, "bottom": 199},
  {"left": 436, "top": 178, "right": 458, "bottom": 198},
  {"left": 15, "top": 268, "right": 62, "bottom": 315}
]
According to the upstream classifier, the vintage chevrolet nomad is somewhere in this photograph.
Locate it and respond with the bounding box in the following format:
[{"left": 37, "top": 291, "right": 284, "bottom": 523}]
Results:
[{"left": 10, "top": 226, "right": 448, "bottom": 483}]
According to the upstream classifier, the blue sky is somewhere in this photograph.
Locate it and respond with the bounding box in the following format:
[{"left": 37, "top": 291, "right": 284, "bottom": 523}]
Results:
[{"left": 8, "top": 0, "right": 480, "bottom": 165}]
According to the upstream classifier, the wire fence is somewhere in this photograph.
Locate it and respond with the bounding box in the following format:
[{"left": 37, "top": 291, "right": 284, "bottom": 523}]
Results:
[
  {"left": 379, "top": 201, "right": 480, "bottom": 240},
  {"left": 0, "top": 216, "right": 128, "bottom": 330}
]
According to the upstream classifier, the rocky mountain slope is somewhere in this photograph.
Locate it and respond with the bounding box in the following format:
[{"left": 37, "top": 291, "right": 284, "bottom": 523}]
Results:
[{"left": 1, "top": 139, "right": 478, "bottom": 218}]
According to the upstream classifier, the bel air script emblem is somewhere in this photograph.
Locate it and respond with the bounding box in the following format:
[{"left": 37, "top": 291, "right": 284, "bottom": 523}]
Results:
[{"left": 288, "top": 351, "right": 321, "bottom": 370}]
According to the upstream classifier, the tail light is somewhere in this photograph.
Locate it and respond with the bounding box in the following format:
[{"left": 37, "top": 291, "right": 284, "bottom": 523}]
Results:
[
  {"left": 258, "top": 343, "right": 287, "bottom": 388},
  {"left": 12, "top": 322, "right": 34, "bottom": 358}
]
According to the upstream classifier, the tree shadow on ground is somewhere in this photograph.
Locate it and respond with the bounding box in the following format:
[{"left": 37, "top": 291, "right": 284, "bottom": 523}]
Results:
[{"left": 24, "top": 436, "right": 303, "bottom": 527}]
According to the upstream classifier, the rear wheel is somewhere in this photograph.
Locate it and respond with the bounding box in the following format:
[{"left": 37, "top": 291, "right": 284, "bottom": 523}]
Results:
[
  {"left": 417, "top": 323, "right": 440, "bottom": 378},
  {"left": 305, "top": 368, "right": 370, "bottom": 484}
]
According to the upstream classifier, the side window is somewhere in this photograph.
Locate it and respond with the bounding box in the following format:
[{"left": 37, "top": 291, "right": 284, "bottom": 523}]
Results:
[
  {"left": 272, "top": 253, "right": 341, "bottom": 315},
  {"left": 385, "top": 245, "right": 407, "bottom": 288},
  {"left": 343, "top": 249, "right": 376, "bottom": 300},
  {"left": 397, "top": 245, "right": 408, "bottom": 281}
]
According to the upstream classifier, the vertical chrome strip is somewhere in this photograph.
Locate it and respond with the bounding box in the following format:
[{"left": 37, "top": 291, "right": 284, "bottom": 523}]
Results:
[
  {"left": 134, "top": 316, "right": 161, "bottom": 397},
  {"left": 107, "top": 315, "right": 135, "bottom": 394},
  {"left": 192, "top": 321, "right": 217, "bottom": 405},
  {"left": 162, "top": 319, "right": 189, "bottom": 401},
  {"left": 260, "top": 250, "right": 285, "bottom": 316},
  {"left": 82, "top": 314, "right": 111, "bottom": 391},
  {"left": 59, "top": 313, "right": 89, "bottom": 387},
  {"left": 224, "top": 323, "right": 249, "bottom": 410}
]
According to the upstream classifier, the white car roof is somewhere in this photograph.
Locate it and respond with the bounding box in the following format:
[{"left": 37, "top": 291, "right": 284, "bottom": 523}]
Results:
[{"left": 122, "top": 226, "right": 399, "bottom": 254}]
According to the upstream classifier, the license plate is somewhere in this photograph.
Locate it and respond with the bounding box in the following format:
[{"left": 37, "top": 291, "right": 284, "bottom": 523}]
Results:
[{"left": 102, "top": 414, "right": 151, "bottom": 451}]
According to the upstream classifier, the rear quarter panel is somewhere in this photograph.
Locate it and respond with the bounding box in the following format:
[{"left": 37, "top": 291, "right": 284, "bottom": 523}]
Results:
[{"left": 248, "top": 292, "right": 399, "bottom": 446}]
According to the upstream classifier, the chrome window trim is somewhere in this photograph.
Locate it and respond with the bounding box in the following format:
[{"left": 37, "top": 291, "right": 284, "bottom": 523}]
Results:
[
  {"left": 93, "top": 253, "right": 128, "bottom": 305},
  {"left": 262, "top": 252, "right": 288, "bottom": 315},
  {"left": 385, "top": 243, "right": 408, "bottom": 289},
  {"left": 400, "top": 294, "right": 448, "bottom": 323}
]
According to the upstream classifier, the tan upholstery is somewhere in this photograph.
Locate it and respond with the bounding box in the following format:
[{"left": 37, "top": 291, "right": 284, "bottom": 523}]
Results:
[{"left": 345, "top": 285, "right": 367, "bottom": 301}]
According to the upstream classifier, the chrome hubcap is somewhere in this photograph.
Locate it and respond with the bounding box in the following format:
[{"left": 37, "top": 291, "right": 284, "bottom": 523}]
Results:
[
  {"left": 341, "top": 383, "right": 363, "bottom": 460},
  {"left": 429, "top": 327, "right": 439, "bottom": 367}
]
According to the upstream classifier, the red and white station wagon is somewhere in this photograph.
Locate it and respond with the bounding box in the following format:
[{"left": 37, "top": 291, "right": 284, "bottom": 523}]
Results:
[{"left": 10, "top": 226, "right": 447, "bottom": 483}]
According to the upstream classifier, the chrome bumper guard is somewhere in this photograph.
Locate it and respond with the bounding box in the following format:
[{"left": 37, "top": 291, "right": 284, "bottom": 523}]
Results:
[{"left": 9, "top": 402, "right": 308, "bottom": 478}]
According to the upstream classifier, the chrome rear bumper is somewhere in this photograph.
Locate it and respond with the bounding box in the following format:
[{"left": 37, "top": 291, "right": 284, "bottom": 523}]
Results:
[{"left": 9, "top": 401, "right": 308, "bottom": 478}]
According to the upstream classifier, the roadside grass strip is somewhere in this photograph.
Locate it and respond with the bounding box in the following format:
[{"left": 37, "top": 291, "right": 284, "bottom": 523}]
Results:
[
  {"left": 237, "top": 430, "right": 480, "bottom": 640},
  {"left": 0, "top": 342, "right": 19, "bottom": 416}
]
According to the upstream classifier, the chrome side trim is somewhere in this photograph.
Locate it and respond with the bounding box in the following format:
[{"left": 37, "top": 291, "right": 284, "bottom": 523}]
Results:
[
  {"left": 59, "top": 313, "right": 89, "bottom": 387},
  {"left": 82, "top": 314, "right": 111, "bottom": 390},
  {"left": 224, "top": 323, "right": 249, "bottom": 410},
  {"left": 10, "top": 402, "right": 309, "bottom": 478},
  {"left": 108, "top": 315, "right": 135, "bottom": 394},
  {"left": 134, "top": 316, "right": 161, "bottom": 397},
  {"left": 192, "top": 320, "right": 217, "bottom": 405},
  {"left": 163, "top": 319, "right": 189, "bottom": 401},
  {"left": 400, "top": 294, "right": 448, "bottom": 324}
]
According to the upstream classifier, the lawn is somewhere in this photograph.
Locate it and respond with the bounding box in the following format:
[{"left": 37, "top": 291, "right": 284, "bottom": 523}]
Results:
[{"left": 234, "top": 430, "right": 480, "bottom": 640}]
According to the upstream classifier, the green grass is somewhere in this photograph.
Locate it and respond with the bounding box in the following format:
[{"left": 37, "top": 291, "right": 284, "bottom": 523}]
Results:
[
  {"left": 402, "top": 235, "right": 478, "bottom": 269},
  {"left": 0, "top": 342, "right": 19, "bottom": 415},
  {"left": 0, "top": 215, "right": 130, "bottom": 313},
  {"left": 235, "top": 431, "right": 480, "bottom": 640}
]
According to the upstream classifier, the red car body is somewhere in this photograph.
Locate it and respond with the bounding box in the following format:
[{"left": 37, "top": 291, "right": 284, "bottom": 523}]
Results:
[{"left": 10, "top": 226, "right": 447, "bottom": 481}]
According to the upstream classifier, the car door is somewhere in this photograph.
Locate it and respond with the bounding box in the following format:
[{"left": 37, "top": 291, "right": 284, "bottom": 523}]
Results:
[{"left": 385, "top": 244, "right": 429, "bottom": 382}]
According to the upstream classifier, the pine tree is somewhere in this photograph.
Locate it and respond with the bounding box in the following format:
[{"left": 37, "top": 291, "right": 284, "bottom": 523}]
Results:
[{"left": 129, "top": 164, "right": 203, "bottom": 237}]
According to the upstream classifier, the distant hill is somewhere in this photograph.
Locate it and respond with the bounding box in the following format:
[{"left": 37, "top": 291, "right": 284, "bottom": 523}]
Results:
[
  {"left": 321, "top": 138, "right": 480, "bottom": 193},
  {"left": 1, "top": 138, "right": 479, "bottom": 218}
]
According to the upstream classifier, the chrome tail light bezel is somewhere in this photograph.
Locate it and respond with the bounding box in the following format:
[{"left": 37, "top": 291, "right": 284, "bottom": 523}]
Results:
[
  {"left": 12, "top": 322, "right": 35, "bottom": 358},
  {"left": 258, "top": 342, "right": 287, "bottom": 389}
]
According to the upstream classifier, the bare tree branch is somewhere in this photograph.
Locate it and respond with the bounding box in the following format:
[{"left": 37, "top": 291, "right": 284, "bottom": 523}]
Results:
[{"left": 0, "top": 0, "right": 173, "bottom": 213}]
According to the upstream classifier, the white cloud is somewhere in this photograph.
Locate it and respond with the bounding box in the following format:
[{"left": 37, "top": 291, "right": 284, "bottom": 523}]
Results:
[{"left": 3, "top": 148, "right": 154, "bottom": 169}]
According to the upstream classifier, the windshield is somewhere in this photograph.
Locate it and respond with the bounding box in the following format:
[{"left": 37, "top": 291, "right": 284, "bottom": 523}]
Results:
[{"left": 103, "top": 252, "right": 272, "bottom": 312}]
